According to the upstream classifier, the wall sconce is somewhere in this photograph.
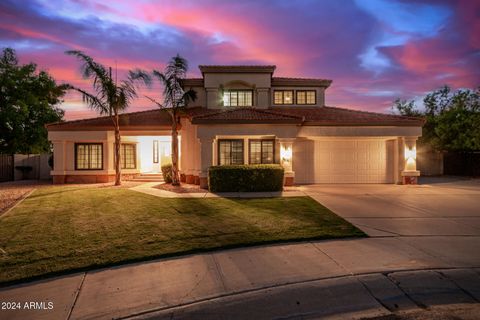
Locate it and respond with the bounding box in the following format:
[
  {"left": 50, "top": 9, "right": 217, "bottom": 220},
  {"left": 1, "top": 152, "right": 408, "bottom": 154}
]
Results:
[
  {"left": 281, "top": 145, "right": 292, "bottom": 163},
  {"left": 404, "top": 147, "right": 416, "bottom": 160}
]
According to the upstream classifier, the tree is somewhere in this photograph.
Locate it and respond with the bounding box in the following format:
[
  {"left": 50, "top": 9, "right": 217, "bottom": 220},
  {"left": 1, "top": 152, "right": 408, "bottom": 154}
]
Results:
[
  {"left": 146, "top": 55, "right": 197, "bottom": 186},
  {"left": 393, "top": 86, "right": 480, "bottom": 151},
  {"left": 66, "top": 50, "right": 149, "bottom": 186},
  {"left": 0, "top": 48, "right": 66, "bottom": 154}
]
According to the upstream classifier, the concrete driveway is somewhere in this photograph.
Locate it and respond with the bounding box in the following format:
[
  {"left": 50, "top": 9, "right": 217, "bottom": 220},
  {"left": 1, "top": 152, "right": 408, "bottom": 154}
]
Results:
[{"left": 301, "top": 177, "right": 480, "bottom": 238}]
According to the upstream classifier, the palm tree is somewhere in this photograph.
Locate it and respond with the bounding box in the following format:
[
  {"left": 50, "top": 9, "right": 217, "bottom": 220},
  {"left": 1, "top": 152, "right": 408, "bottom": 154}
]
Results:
[
  {"left": 66, "top": 50, "right": 149, "bottom": 186},
  {"left": 146, "top": 55, "right": 197, "bottom": 186}
]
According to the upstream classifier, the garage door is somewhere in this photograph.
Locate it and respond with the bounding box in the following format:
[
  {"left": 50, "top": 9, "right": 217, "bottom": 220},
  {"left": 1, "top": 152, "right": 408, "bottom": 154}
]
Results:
[{"left": 294, "top": 139, "right": 394, "bottom": 184}]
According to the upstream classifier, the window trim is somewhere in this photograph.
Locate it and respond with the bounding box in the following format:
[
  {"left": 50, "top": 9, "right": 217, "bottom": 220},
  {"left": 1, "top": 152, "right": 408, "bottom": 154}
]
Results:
[
  {"left": 296, "top": 90, "right": 317, "bottom": 105},
  {"left": 223, "top": 89, "right": 254, "bottom": 107},
  {"left": 74, "top": 143, "right": 103, "bottom": 170},
  {"left": 120, "top": 143, "right": 137, "bottom": 169},
  {"left": 273, "top": 90, "right": 294, "bottom": 105},
  {"left": 248, "top": 139, "right": 276, "bottom": 164},
  {"left": 217, "top": 139, "right": 244, "bottom": 165}
]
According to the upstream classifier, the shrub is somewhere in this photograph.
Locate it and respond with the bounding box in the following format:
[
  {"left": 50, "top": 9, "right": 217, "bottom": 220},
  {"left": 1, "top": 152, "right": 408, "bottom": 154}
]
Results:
[
  {"left": 161, "top": 163, "right": 173, "bottom": 183},
  {"left": 208, "top": 164, "right": 284, "bottom": 192}
]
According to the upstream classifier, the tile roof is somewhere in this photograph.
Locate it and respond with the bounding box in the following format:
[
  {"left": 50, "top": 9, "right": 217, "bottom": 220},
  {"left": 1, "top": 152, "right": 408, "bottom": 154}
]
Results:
[
  {"left": 188, "top": 107, "right": 303, "bottom": 124},
  {"left": 47, "top": 106, "right": 424, "bottom": 131},
  {"left": 271, "top": 77, "right": 332, "bottom": 87},
  {"left": 46, "top": 109, "right": 173, "bottom": 131},
  {"left": 272, "top": 106, "right": 425, "bottom": 126}
]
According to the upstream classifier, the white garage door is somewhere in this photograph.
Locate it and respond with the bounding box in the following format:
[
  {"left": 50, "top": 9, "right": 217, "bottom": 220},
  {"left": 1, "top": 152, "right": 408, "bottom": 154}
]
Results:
[{"left": 294, "top": 139, "right": 394, "bottom": 184}]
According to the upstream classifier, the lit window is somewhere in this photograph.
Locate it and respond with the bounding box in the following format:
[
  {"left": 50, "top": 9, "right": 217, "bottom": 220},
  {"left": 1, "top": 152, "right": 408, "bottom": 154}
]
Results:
[
  {"left": 218, "top": 140, "right": 244, "bottom": 165},
  {"left": 120, "top": 144, "right": 136, "bottom": 169},
  {"left": 153, "top": 140, "right": 159, "bottom": 163},
  {"left": 273, "top": 90, "right": 294, "bottom": 105},
  {"left": 223, "top": 90, "right": 253, "bottom": 107},
  {"left": 75, "top": 143, "right": 103, "bottom": 170},
  {"left": 249, "top": 140, "right": 275, "bottom": 164},
  {"left": 296, "top": 90, "right": 316, "bottom": 105}
]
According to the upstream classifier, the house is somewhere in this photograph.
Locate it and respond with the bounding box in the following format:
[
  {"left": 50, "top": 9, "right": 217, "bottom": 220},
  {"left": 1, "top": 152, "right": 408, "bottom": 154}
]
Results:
[{"left": 47, "top": 65, "right": 423, "bottom": 187}]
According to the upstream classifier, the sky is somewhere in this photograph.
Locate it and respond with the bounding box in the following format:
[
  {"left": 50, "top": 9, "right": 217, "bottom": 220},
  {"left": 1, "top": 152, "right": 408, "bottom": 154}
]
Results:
[{"left": 1, "top": 0, "right": 479, "bottom": 120}]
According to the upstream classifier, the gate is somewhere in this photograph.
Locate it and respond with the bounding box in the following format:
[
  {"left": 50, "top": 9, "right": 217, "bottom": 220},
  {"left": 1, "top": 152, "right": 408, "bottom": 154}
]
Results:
[{"left": 0, "top": 154, "right": 14, "bottom": 182}]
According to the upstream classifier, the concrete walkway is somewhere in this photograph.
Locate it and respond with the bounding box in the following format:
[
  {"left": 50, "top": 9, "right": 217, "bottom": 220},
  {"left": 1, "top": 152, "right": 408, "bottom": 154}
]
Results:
[
  {"left": 1, "top": 178, "right": 479, "bottom": 319},
  {"left": 130, "top": 182, "right": 306, "bottom": 198}
]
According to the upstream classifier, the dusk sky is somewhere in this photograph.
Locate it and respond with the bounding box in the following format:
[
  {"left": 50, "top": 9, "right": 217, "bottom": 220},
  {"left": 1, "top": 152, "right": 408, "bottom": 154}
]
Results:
[{"left": 1, "top": 0, "right": 479, "bottom": 120}]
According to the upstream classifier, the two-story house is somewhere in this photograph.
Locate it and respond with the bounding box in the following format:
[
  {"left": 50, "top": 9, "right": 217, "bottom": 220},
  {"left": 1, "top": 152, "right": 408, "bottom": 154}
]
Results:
[{"left": 47, "top": 65, "right": 423, "bottom": 187}]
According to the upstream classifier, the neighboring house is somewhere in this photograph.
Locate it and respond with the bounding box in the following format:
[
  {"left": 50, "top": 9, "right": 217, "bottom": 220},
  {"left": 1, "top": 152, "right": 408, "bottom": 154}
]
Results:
[{"left": 47, "top": 65, "right": 423, "bottom": 187}]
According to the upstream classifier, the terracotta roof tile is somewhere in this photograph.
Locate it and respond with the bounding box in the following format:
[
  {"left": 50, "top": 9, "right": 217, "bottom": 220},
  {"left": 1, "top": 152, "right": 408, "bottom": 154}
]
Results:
[
  {"left": 46, "top": 109, "right": 172, "bottom": 131},
  {"left": 189, "top": 107, "right": 303, "bottom": 124}
]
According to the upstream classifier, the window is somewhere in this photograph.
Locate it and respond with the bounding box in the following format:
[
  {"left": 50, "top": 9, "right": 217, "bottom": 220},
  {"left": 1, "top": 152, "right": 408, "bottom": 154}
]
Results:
[
  {"left": 296, "top": 90, "right": 316, "bottom": 105},
  {"left": 223, "top": 90, "right": 253, "bottom": 107},
  {"left": 120, "top": 144, "right": 136, "bottom": 169},
  {"left": 218, "top": 140, "right": 244, "bottom": 165},
  {"left": 273, "top": 90, "right": 294, "bottom": 105},
  {"left": 75, "top": 143, "right": 103, "bottom": 170},
  {"left": 249, "top": 140, "right": 275, "bottom": 164}
]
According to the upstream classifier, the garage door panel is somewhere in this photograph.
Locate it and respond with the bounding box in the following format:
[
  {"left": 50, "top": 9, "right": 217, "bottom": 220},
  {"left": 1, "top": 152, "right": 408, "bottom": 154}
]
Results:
[{"left": 294, "top": 139, "right": 394, "bottom": 184}]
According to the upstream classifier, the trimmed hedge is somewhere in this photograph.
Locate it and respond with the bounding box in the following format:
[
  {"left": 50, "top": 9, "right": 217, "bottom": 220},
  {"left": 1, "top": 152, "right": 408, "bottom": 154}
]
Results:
[
  {"left": 161, "top": 164, "right": 173, "bottom": 183},
  {"left": 208, "top": 164, "right": 284, "bottom": 192}
]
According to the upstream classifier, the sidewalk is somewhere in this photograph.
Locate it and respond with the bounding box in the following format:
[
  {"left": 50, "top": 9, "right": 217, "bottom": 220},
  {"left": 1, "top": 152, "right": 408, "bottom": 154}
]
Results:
[{"left": 1, "top": 237, "right": 479, "bottom": 320}]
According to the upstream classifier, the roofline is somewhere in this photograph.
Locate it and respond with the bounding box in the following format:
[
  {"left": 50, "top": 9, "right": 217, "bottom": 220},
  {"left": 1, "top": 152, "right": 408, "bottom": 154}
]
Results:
[
  {"left": 271, "top": 77, "right": 332, "bottom": 88},
  {"left": 198, "top": 65, "right": 276, "bottom": 74},
  {"left": 191, "top": 119, "right": 302, "bottom": 125}
]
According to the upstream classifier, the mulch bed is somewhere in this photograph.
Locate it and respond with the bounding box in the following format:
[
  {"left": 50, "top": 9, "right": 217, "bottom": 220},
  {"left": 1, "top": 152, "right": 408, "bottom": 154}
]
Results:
[
  {"left": 0, "top": 180, "right": 50, "bottom": 215},
  {"left": 154, "top": 183, "right": 206, "bottom": 193}
]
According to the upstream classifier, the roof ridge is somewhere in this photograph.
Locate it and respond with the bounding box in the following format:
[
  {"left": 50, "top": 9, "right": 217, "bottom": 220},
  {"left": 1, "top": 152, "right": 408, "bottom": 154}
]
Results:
[
  {"left": 323, "top": 105, "right": 425, "bottom": 121},
  {"left": 46, "top": 108, "right": 161, "bottom": 127}
]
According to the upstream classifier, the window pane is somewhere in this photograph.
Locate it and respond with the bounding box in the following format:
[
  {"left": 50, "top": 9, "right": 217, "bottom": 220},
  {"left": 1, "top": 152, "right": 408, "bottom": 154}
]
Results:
[
  {"left": 250, "top": 141, "right": 262, "bottom": 164},
  {"left": 245, "top": 91, "right": 252, "bottom": 106},
  {"left": 230, "top": 92, "right": 238, "bottom": 106},
  {"left": 121, "top": 144, "right": 136, "bottom": 169},
  {"left": 274, "top": 91, "right": 283, "bottom": 104},
  {"left": 219, "top": 140, "right": 244, "bottom": 165},
  {"left": 76, "top": 144, "right": 102, "bottom": 169},
  {"left": 306, "top": 91, "right": 316, "bottom": 104},
  {"left": 262, "top": 141, "right": 274, "bottom": 164},
  {"left": 297, "top": 91, "right": 306, "bottom": 104},
  {"left": 219, "top": 141, "right": 231, "bottom": 165},
  {"left": 283, "top": 91, "right": 293, "bottom": 104},
  {"left": 77, "top": 145, "right": 87, "bottom": 169},
  {"left": 231, "top": 140, "right": 244, "bottom": 164}
]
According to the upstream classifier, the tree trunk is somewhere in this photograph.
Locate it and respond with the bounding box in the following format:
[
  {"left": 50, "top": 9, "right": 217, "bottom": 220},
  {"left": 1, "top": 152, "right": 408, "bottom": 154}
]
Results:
[
  {"left": 114, "top": 113, "right": 122, "bottom": 186},
  {"left": 171, "top": 117, "right": 180, "bottom": 186}
]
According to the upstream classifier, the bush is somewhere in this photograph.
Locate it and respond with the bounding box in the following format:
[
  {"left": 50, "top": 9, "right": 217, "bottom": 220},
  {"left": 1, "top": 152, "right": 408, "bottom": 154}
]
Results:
[
  {"left": 208, "top": 164, "right": 284, "bottom": 192},
  {"left": 161, "top": 163, "right": 173, "bottom": 183}
]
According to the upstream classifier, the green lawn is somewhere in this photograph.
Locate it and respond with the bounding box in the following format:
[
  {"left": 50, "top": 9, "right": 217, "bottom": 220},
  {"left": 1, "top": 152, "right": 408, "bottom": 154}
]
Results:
[{"left": 0, "top": 185, "right": 365, "bottom": 284}]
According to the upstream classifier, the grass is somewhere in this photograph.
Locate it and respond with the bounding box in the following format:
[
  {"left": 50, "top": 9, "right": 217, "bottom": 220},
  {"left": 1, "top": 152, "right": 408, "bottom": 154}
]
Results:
[{"left": 0, "top": 185, "right": 365, "bottom": 284}]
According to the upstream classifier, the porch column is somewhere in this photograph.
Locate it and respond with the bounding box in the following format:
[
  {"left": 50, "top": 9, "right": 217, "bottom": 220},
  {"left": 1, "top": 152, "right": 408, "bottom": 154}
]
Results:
[
  {"left": 279, "top": 138, "right": 295, "bottom": 186},
  {"left": 401, "top": 136, "right": 420, "bottom": 184},
  {"left": 198, "top": 137, "right": 214, "bottom": 189}
]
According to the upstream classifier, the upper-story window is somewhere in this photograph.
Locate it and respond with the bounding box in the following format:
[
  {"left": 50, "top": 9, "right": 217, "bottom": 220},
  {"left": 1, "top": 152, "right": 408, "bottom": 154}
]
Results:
[
  {"left": 223, "top": 90, "right": 253, "bottom": 107},
  {"left": 273, "top": 90, "right": 294, "bottom": 105},
  {"left": 296, "top": 90, "right": 316, "bottom": 105}
]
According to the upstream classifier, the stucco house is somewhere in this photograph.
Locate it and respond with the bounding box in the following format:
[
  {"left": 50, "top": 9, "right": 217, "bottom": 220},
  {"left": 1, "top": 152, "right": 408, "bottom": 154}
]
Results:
[{"left": 47, "top": 65, "right": 423, "bottom": 187}]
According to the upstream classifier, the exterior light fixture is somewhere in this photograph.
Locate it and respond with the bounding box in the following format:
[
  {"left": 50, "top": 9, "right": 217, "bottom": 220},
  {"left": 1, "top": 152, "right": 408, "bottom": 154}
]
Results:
[
  {"left": 281, "top": 145, "right": 292, "bottom": 163},
  {"left": 404, "top": 147, "right": 416, "bottom": 160}
]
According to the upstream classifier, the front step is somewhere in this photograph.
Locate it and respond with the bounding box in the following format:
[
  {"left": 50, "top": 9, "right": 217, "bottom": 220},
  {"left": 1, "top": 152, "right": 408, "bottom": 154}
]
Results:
[{"left": 129, "top": 173, "right": 165, "bottom": 182}]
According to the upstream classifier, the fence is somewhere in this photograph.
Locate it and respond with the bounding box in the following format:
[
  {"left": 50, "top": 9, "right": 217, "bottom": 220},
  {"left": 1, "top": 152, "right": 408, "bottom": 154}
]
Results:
[
  {"left": 444, "top": 152, "right": 480, "bottom": 177},
  {"left": 0, "top": 154, "right": 14, "bottom": 182}
]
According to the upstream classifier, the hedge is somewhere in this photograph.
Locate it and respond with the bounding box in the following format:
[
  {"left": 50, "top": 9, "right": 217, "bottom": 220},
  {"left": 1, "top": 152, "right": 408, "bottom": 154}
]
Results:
[
  {"left": 208, "top": 164, "right": 284, "bottom": 192},
  {"left": 161, "top": 164, "right": 173, "bottom": 183}
]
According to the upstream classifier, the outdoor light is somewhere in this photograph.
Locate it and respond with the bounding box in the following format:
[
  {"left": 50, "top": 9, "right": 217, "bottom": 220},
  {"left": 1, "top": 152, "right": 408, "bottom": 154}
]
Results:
[
  {"left": 404, "top": 147, "right": 416, "bottom": 160},
  {"left": 281, "top": 145, "right": 292, "bottom": 162},
  {"left": 223, "top": 93, "right": 229, "bottom": 106}
]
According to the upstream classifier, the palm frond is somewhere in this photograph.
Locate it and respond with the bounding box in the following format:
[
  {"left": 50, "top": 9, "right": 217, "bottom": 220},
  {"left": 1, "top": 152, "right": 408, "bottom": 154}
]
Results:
[{"left": 68, "top": 85, "right": 109, "bottom": 115}]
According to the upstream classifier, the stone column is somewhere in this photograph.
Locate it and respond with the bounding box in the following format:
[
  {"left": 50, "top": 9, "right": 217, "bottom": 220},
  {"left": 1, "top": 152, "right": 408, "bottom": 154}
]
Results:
[
  {"left": 401, "top": 136, "right": 420, "bottom": 184},
  {"left": 198, "top": 137, "right": 214, "bottom": 189},
  {"left": 279, "top": 138, "right": 295, "bottom": 186}
]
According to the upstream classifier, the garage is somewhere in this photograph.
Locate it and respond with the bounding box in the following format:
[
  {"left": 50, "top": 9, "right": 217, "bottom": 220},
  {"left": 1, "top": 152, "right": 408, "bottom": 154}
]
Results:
[{"left": 293, "top": 139, "right": 395, "bottom": 184}]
